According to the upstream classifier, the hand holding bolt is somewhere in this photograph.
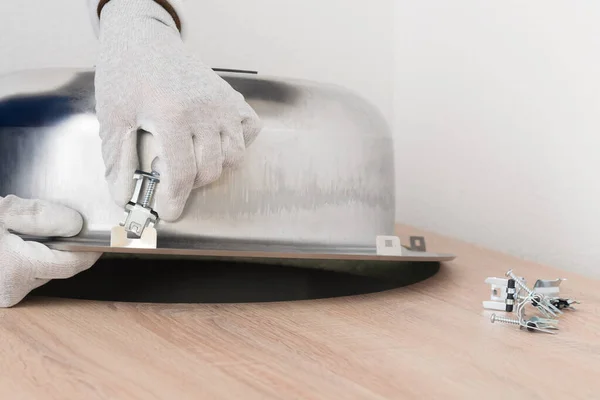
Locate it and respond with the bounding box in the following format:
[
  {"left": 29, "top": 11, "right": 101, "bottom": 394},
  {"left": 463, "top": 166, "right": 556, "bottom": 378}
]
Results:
[{"left": 120, "top": 170, "right": 161, "bottom": 237}]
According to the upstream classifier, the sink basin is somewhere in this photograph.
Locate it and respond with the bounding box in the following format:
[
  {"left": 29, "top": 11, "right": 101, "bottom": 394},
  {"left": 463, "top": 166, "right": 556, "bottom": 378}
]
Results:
[{"left": 0, "top": 68, "right": 455, "bottom": 263}]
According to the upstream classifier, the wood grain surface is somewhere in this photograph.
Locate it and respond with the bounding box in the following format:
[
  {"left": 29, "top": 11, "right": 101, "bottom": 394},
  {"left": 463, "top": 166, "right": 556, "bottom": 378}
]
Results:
[{"left": 1, "top": 225, "right": 598, "bottom": 400}]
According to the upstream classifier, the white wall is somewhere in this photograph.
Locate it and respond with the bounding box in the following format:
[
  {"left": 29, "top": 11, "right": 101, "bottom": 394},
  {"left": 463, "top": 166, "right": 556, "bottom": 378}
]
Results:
[
  {"left": 0, "top": 0, "right": 394, "bottom": 124},
  {"left": 394, "top": 0, "right": 600, "bottom": 278}
]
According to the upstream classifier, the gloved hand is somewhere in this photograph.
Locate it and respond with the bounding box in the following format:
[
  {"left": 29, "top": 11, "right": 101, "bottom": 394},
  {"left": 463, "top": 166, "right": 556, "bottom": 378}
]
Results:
[
  {"left": 0, "top": 195, "right": 102, "bottom": 308},
  {"left": 94, "top": 0, "right": 262, "bottom": 222}
]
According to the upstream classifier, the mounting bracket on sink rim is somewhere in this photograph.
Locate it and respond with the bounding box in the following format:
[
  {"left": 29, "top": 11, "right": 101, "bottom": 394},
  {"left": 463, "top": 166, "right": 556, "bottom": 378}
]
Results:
[{"left": 110, "top": 170, "right": 160, "bottom": 249}]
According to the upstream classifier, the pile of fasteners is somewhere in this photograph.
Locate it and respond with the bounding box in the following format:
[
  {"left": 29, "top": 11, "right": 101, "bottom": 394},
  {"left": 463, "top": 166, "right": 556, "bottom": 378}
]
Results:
[{"left": 482, "top": 269, "right": 579, "bottom": 334}]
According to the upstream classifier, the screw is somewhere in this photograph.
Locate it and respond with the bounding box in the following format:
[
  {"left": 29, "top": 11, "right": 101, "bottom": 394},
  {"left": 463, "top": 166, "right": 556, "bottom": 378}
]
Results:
[
  {"left": 490, "top": 313, "right": 520, "bottom": 326},
  {"left": 506, "top": 270, "right": 532, "bottom": 297},
  {"left": 490, "top": 313, "right": 557, "bottom": 334},
  {"left": 142, "top": 171, "right": 160, "bottom": 208}
]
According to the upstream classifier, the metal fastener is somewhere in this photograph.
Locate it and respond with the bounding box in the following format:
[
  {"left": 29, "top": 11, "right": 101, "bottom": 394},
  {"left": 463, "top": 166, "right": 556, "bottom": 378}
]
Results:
[
  {"left": 141, "top": 171, "right": 160, "bottom": 208},
  {"left": 120, "top": 170, "right": 161, "bottom": 237},
  {"left": 490, "top": 313, "right": 558, "bottom": 334},
  {"left": 506, "top": 269, "right": 562, "bottom": 317}
]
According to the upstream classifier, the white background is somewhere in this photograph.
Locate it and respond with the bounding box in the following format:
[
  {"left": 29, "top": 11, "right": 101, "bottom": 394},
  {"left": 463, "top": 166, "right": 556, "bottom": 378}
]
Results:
[
  {"left": 394, "top": 1, "right": 600, "bottom": 278},
  {"left": 1, "top": 1, "right": 599, "bottom": 277},
  {"left": 0, "top": 0, "right": 394, "bottom": 123}
]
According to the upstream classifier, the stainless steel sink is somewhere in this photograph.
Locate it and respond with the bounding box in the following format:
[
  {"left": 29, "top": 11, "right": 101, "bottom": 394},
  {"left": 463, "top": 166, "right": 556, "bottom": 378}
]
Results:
[{"left": 0, "top": 68, "right": 455, "bottom": 263}]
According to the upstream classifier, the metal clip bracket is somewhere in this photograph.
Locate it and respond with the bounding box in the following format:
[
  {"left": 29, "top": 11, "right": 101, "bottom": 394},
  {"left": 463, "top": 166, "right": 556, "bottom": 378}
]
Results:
[
  {"left": 376, "top": 235, "right": 403, "bottom": 256},
  {"left": 482, "top": 276, "right": 526, "bottom": 312},
  {"left": 110, "top": 170, "right": 160, "bottom": 249}
]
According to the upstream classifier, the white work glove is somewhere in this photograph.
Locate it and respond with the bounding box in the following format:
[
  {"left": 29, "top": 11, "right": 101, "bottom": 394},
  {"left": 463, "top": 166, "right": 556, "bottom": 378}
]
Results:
[
  {"left": 0, "top": 195, "right": 102, "bottom": 308},
  {"left": 94, "top": 0, "right": 262, "bottom": 222}
]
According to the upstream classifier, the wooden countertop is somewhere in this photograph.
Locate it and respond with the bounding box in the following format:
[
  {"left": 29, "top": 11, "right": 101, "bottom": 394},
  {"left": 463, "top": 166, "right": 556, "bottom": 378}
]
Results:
[{"left": 1, "top": 225, "right": 598, "bottom": 399}]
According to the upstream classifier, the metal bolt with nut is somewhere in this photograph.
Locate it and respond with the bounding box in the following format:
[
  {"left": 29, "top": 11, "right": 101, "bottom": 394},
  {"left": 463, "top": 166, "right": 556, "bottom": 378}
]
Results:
[{"left": 120, "top": 170, "right": 161, "bottom": 238}]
